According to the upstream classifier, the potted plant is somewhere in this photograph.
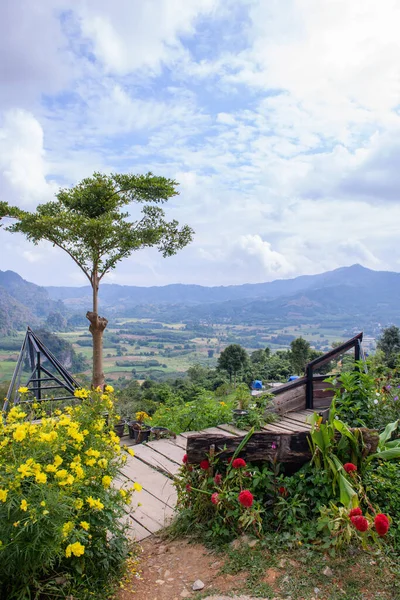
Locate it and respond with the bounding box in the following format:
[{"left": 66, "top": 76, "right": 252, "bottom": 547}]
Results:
[
  {"left": 233, "top": 383, "right": 250, "bottom": 421},
  {"left": 113, "top": 419, "right": 126, "bottom": 437},
  {"left": 150, "top": 426, "right": 171, "bottom": 440},
  {"left": 132, "top": 411, "right": 152, "bottom": 443}
]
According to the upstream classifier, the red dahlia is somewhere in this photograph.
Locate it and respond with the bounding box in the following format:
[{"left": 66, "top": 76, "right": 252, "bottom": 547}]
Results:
[
  {"left": 351, "top": 515, "right": 369, "bottom": 532},
  {"left": 343, "top": 463, "right": 357, "bottom": 473},
  {"left": 211, "top": 492, "right": 219, "bottom": 505},
  {"left": 278, "top": 486, "right": 288, "bottom": 496},
  {"left": 232, "top": 458, "right": 246, "bottom": 469},
  {"left": 374, "top": 513, "right": 390, "bottom": 537},
  {"left": 200, "top": 460, "right": 210, "bottom": 470},
  {"left": 186, "top": 484, "right": 192, "bottom": 492},
  {"left": 214, "top": 474, "right": 222, "bottom": 485},
  {"left": 182, "top": 454, "right": 188, "bottom": 464},
  {"left": 349, "top": 507, "right": 363, "bottom": 518},
  {"left": 238, "top": 490, "right": 254, "bottom": 508}
]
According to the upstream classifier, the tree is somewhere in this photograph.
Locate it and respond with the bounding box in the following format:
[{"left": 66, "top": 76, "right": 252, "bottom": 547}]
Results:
[
  {"left": 377, "top": 326, "right": 400, "bottom": 367},
  {"left": 0, "top": 172, "right": 193, "bottom": 388},
  {"left": 217, "top": 344, "right": 248, "bottom": 386},
  {"left": 290, "top": 337, "right": 311, "bottom": 374}
]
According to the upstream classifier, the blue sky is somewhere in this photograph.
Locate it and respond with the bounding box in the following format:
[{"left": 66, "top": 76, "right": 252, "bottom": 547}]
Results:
[{"left": 1, "top": 0, "right": 400, "bottom": 287}]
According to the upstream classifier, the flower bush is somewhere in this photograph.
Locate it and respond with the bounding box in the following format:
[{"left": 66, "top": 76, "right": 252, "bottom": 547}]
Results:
[{"left": 0, "top": 387, "right": 139, "bottom": 600}]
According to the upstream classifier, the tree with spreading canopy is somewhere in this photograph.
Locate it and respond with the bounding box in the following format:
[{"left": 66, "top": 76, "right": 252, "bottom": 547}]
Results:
[
  {"left": 0, "top": 172, "right": 193, "bottom": 388},
  {"left": 217, "top": 343, "right": 248, "bottom": 386},
  {"left": 377, "top": 325, "right": 400, "bottom": 368}
]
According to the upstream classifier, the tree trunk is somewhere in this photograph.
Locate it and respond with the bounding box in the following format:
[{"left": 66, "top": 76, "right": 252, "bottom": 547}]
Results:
[{"left": 86, "top": 274, "right": 108, "bottom": 389}]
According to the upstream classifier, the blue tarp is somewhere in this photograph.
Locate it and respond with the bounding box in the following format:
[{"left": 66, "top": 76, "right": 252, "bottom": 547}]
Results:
[
  {"left": 287, "top": 375, "right": 300, "bottom": 382},
  {"left": 252, "top": 380, "right": 263, "bottom": 389}
]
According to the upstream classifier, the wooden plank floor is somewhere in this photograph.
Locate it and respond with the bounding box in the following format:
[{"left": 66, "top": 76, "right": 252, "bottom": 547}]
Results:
[{"left": 119, "top": 408, "right": 319, "bottom": 541}]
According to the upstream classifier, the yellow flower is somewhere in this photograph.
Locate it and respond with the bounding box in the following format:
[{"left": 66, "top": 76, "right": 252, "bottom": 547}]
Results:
[
  {"left": 126, "top": 448, "right": 135, "bottom": 457},
  {"left": 102, "top": 475, "right": 112, "bottom": 488},
  {"left": 36, "top": 472, "right": 47, "bottom": 484},
  {"left": 135, "top": 411, "right": 150, "bottom": 422},
  {"left": 119, "top": 489, "right": 127, "bottom": 498},
  {"left": 74, "top": 498, "right": 84, "bottom": 510},
  {"left": 17, "top": 463, "right": 32, "bottom": 478},
  {"left": 58, "top": 474, "right": 74, "bottom": 486},
  {"left": 65, "top": 541, "right": 85, "bottom": 558},
  {"left": 45, "top": 464, "right": 57, "bottom": 473},
  {"left": 133, "top": 482, "right": 142, "bottom": 492},
  {"left": 219, "top": 401, "right": 227, "bottom": 407},
  {"left": 42, "top": 510, "right": 49, "bottom": 516},
  {"left": 85, "top": 449, "right": 100, "bottom": 458},
  {"left": 62, "top": 521, "right": 74, "bottom": 538},
  {"left": 39, "top": 431, "right": 58, "bottom": 442},
  {"left": 80, "top": 521, "right": 90, "bottom": 531},
  {"left": 54, "top": 455, "right": 63, "bottom": 468},
  {"left": 20, "top": 499, "right": 28, "bottom": 512},
  {"left": 0, "top": 489, "right": 8, "bottom": 502},
  {"left": 86, "top": 496, "right": 104, "bottom": 511},
  {"left": 18, "top": 386, "right": 29, "bottom": 394},
  {"left": 13, "top": 521, "right": 20, "bottom": 527},
  {"left": 105, "top": 385, "right": 114, "bottom": 393},
  {"left": 40, "top": 501, "right": 46, "bottom": 507},
  {"left": 55, "top": 469, "right": 68, "bottom": 479},
  {"left": 85, "top": 458, "right": 96, "bottom": 467},
  {"left": 13, "top": 426, "right": 27, "bottom": 442},
  {"left": 74, "top": 388, "right": 90, "bottom": 399},
  {"left": 74, "top": 466, "right": 85, "bottom": 479},
  {"left": 54, "top": 409, "right": 62, "bottom": 416},
  {"left": 98, "top": 458, "right": 108, "bottom": 469}
]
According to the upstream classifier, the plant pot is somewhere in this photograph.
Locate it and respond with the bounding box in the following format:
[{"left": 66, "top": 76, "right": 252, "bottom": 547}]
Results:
[
  {"left": 151, "top": 426, "right": 170, "bottom": 439},
  {"left": 128, "top": 420, "right": 140, "bottom": 439},
  {"left": 233, "top": 409, "right": 249, "bottom": 421},
  {"left": 134, "top": 426, "right": 151, "bottom": 444},
  {"left": 113, "top": 421, "right": 126, "bottom": 437}
]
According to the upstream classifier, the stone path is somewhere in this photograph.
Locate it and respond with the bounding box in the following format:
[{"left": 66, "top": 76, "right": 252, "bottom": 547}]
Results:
[{"left": 120, "top": 410, "right": 315, "bottom": 540}]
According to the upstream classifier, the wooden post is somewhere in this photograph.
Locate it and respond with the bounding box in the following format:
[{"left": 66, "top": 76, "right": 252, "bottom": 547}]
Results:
[
  {"left": 354, "top": 339, "right": 361, "bottom": 371},
  {"left": 306, "top": 365, "right": 313, "bottom": 409}
]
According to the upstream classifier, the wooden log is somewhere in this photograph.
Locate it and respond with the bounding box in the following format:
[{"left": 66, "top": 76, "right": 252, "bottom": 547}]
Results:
[
  {"left": 186, "top": 431, "right": 312, "bottom": 467},
  {"left": 186, "top": 428, "right": 379, "bottom": 468}
]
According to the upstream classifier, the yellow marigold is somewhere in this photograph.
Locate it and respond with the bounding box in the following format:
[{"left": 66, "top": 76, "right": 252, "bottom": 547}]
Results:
[
  {"left": 54, "top": 409, "right": 62, "bottom": 416},
  {"left": 42, "top": 510, "right": 49, "bottom": 515},
  {"left": 40, "top": 501, "right": 46, "bottom": 507},
  {"left": 74, "top": 388, "right": 90, "bottom": 399},
  {"left": 102, "top": 475, "right": 112, "bottom": 488},
  {"left": 18, "top": 386, "right": 29, "bottom": 394},
  {"left": 32, "top": 402, "right": 39, "bottom": 409},
  {"left": 62, "top": 521, "right": 74, "bottom": 538},
  {"left": 219, "top": 401, "right": 227, "bottom": 407},
  {"left": 126, "top": 448, "right": 135, "bottom": 457},
  {"left": 13, "top": 521, "right": 20, "bottom": 527},
  {"left": 45, "top": 464, "right": 57, "bottom": 473},
  {"left": 135, "top": 411, "right": 150, "bottom": 422},
  {"left": 58, "top": 474, "right": 74, "bottom": 486},
  {"left": 74, "top": 466, "right": 85, "bottom": 479},
  {"left": 36, "top": 472, "right": 47, "bottom": 484},
  {"left": 68, "top": 429, "right": 84, "bottom": 443},
  {"left": 17, "top": 463, "right": 32, "bottom": 478},
  {"left": 80, "top": 521, "right": 90, "bottom": 531},
  {"left": 97, "top": 458, "right": 108, "bottom": 469},
  {"left": 119, "top": 489, "right": 127, "bottom": 498},
  {"left": 0, "top": 489, "right": 8, "bottom": 502},
  {"left": 39, "top": 431, "right": 58, "bottom": 442},
  {"left": 20, "top": 499, "right": 28, "bottom": 512},
  {"left": 74, "top": 498, "right": 84, "bottom": 510},
  {"left": 7, "top": 406, "right": 27, "bottom": 423},
  {"left": 85, "top": 458, "right": 96, "bottom": 467},
  {"left": 55, "top": 469, "right": 68, "bottom": 479},
  {"left": 54, "top": 455, "right": 63, "bottom": 468},
  {"left": 13, "top": 426, "right": 27, "bottom": 442},
  {"left": 85, "top": 449, "right": 101, "bottom": 458},
  {"left": 104, "top": 385, "right": 114, "bottom": 393},
  {"left": 65, "top": 541, "right": 85, "bottom": 558},
  {"left": 133, "top": 482, "right": 142, "bottom": 492},
  {"left": 86, "top": 496, "right": 104, "bottom": 511}
]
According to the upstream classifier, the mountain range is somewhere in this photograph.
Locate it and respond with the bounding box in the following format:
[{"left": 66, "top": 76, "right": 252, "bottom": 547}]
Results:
[{"left": 0, "top": 264, "right": 399, "bottom": 334}]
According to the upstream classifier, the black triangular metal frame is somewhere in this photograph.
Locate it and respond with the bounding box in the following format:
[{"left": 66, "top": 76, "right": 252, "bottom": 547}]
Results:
[{"left": 3, "top": 327, "right": 80, "bottom": 411}]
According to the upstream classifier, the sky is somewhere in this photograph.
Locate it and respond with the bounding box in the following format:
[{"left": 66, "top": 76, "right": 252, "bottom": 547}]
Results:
[{"left": 1, "top": 0, "right": 400, "bottom": 287}]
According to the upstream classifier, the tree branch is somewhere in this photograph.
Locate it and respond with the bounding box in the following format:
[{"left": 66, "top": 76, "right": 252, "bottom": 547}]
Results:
[{"left": 48, "top": 238, "right": 92, "bottom": 284}]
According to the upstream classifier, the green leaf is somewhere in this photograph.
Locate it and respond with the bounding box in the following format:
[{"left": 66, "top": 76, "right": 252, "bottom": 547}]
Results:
[
  {"left": 367, "top": 448, "right": 400, "bottom": 462},
  {"left": 379, "top": 420, "right": 399, "bottom": 447}
]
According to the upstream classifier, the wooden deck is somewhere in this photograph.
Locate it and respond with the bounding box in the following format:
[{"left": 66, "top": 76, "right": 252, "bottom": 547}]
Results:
[{"left": 120, "top": 408, "right": 317, "bottom": 541}]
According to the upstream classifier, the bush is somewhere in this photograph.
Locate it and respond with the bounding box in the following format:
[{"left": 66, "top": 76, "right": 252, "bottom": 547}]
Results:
[
  {"left": 0, "top": 387, "right": 139, "bottom": 599},
  {"left": 364, "top": 461, "right": 400, "bottom": 552}
]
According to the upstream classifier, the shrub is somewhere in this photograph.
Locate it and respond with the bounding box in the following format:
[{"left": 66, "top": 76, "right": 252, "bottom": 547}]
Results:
[
  {"left": 364, "top": 461, "right": 400, "bottom": 552},
  {"left": 0, "top": 387, "right": 138, "bottom": 599}
]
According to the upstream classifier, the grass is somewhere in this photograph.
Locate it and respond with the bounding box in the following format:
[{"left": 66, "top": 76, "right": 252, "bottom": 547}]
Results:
[{"left": 218, "top": 543, "right": 400, "bottom": 599}]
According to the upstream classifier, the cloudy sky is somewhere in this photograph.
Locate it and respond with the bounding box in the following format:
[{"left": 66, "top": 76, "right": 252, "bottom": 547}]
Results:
[{"left": 1, "top": 0, "right": 400, "bottom": 287}]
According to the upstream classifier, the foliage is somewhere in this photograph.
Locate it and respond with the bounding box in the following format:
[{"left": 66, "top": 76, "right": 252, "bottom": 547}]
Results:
[
  {"left": 217, "top": 344, "right": 249, "bottom": 385},
  {"left": 377, "top": 325, "right": 400, "bottom": 368},
  {"left": 151, "top": 390, "right": 235, "bottom": 434},
  {"left": 234, "top": 393, "right": 278, "bottom": 431},
  {"left": 0, "top": 388, "right": 139, "bottom": 599},
  {"left": 290, "top": 337, "right": 311, "bottom": 375},
  {"left": 364, "top": 461, "right": 400, "bottom": 551},
  {"left": 0, "top": 172, "right": 193, "bottom": 387}
]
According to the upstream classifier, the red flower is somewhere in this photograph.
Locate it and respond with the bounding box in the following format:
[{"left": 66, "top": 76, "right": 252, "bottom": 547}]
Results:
[
  {"left": 211, "top": 492, "right": 219, "bottom": 505},
  {"left": 374, "top": 513, "right": 390, "bottom": 537},
  {"left": 238, "top": 490, "right": 254, "bottom": 508},
  {"left": 200, "top": 460, "right": 210, "bottom": 470},
  {"left": 351, "top": 515, "right": 369, "bottom": 532},
  {"left": 278, "top": 486, "right": 288, "bottom": 496},
  {"left": 227, "top": 457, "right": 232, "bottom": 464},
  {"left": 186, "top": 484, "right": 192, "bottom": 492},
  {"left": 182, "top": 454, "right": 188, "bottom": 464},
  {"left": 214, "top": 474, "right": 222, "bottom": 485},
  {"left": 343, "top": 463, "right": 357, "bottom": 474},
  {"left": 232, "top": 458, "right": 246, "bottom": 469},
  {"left": 349, "top": 507, "right": 363, "bottom": 518}
]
